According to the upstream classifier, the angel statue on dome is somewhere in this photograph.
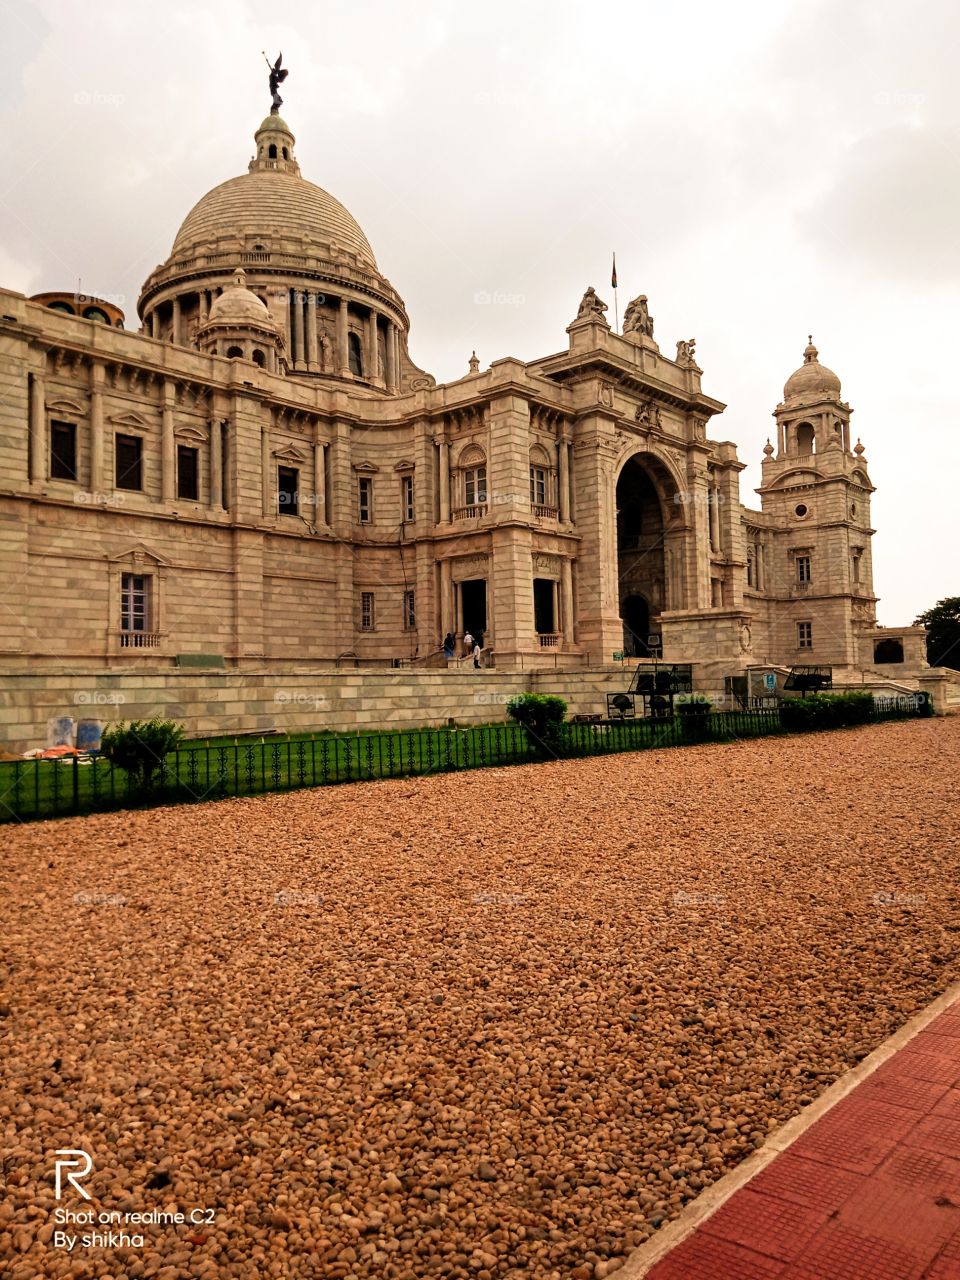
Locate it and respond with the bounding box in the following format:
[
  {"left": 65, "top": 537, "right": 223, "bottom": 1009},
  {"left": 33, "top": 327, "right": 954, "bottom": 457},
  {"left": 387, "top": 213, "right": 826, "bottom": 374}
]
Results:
[{"left": 263, "top": 52, "right": 289, "bottom": 112}]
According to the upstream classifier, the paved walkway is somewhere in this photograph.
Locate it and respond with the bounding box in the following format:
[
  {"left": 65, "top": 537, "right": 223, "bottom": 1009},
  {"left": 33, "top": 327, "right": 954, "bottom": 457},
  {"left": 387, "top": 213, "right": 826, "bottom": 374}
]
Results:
[{"left": 629, "top": 992, "right": 960, "bottom": 1280}]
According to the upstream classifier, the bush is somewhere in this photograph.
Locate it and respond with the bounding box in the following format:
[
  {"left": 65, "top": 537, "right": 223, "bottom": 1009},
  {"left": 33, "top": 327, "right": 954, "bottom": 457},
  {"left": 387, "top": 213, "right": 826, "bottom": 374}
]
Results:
[
  {"left": 675, "top": 695, "right": 713, "bottom": 716},
  {"left": 100, "top": 718, "right": 185, "bottom": 790},
  {"left": 506, "top": 693, "right": 568, "bottom": 755},
  {"left": 779, "top": 691, "right": 874, "bottom": 733}
]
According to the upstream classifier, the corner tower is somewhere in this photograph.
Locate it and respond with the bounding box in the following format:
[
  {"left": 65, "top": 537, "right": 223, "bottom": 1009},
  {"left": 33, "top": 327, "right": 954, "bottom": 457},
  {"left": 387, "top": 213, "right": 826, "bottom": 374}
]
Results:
[{"left": 755, "top": 339, "right": 878, "bottom": 666}]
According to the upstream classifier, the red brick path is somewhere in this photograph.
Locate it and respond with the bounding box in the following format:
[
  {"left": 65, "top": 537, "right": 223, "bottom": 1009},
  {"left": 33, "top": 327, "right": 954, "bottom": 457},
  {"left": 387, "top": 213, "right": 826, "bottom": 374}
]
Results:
[{"left": 645, "top": 1005, "right": 960, "bottom": 1280}]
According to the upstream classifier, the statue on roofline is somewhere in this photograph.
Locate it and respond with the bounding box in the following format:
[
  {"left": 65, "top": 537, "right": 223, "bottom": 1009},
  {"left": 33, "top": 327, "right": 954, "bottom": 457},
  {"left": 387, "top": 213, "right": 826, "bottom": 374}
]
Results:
[
  {"left": 576, "top": 286, "right": 608, "bottom": 322},
  {"left": 623, "top": 294, "right": 654, "bottom": 338}
]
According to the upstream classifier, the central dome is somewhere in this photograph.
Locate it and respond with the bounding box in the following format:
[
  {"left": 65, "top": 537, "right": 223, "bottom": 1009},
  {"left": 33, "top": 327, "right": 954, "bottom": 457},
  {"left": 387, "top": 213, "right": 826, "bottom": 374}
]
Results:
[
  {"left": 171, "top": 171, "right": 376, "bottom": 268},
  {"left": 169, "top": 112, "right": 376, "bottom": 270},
  {"left": 783, "top": 338, "right": 841, "bottom": 402}
]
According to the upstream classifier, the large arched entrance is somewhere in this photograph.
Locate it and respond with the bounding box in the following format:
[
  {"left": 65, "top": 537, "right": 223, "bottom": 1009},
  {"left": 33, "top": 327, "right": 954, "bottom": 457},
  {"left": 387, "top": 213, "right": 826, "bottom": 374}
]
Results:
[{"left": 616, "top": 455, "right": 670, "bottom": 655}]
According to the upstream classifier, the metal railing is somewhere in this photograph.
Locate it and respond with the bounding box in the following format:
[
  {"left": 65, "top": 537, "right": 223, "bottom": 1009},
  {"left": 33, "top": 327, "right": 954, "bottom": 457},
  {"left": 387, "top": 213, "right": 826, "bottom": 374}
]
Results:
[{"left": 0, "top": 702, "right": 927, "bottom": 825}]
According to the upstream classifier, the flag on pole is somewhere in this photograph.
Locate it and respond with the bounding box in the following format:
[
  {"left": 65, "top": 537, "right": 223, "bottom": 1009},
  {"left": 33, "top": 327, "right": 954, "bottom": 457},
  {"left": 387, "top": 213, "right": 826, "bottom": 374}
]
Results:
[{"left": 611, "top": 252, "right": 618, "bottom": 290}]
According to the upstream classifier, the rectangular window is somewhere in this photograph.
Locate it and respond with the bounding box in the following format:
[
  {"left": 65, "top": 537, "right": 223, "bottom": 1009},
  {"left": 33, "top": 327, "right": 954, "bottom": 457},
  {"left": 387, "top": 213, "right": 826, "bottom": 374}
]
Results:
[
  {"left": 50, "top": 420, "right": 78, "bottom": 481},
  {"left": 278, "top": 465, "right": 299, "bottom": 517},
  {"left": 530, "top": 466, "right": 546, "bottom": 506},
  {"left": 746, "top": 544, "right": 755, "bottom": 588},
  {"left": 797, "top": 555, "right": 811, "bottom": 583},
  {"left": 401, "top": 475, "right": 414, "bottom": 523},
  {"left": 115, "top": 434, "right": 143, "bottom": 491},
  {"left": 360, "top": 591, "right": 375, "bottom": 631},
  {"left": 852, "top": 554, "right": 861, "bottom": 583},
  {"left": 358, "top": 476, "right": 373, "bottom": 523},
  {"left": 121, "top": 573, "right": 150, "bottom": 632},
  {"left": 403, "top": 589, "right": 416, "bottom": 630},
  {"left": 465, "top": 465, "right": 487, "bottom": 507},
  {"left": 798, "top": 621, "right": 813, "bottom": 649},
  {"left": 176, "top": 445, "right": 199, "bottom": 501}
]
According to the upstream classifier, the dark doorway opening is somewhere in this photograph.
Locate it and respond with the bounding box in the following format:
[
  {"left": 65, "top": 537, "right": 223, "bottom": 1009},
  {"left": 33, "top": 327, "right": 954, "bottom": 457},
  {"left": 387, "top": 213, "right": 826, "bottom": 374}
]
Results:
[
  {"left": 621, "top": 594, "right": 651, "bottom": 657},
  {"left": 533, "top": 578, "right": 555, "bottom": 635},
  {"left": 461, "top": 579, "right": 487, "bottom": 643},
  {"left": 874, "top": 638, "right": 904, "bottom": 664}
]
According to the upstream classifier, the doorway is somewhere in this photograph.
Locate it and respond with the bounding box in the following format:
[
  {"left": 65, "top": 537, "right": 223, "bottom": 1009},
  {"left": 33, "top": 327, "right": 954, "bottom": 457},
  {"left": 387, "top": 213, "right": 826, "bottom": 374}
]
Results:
[
  {"left": 621, "top": 594, "right": 651, "bottom": 657},
  {"left": 460, "top": 579, "right": 487, "bottom": 645},
  {"left": 533, "top": 578, "right": 556, "bottom": 636}
]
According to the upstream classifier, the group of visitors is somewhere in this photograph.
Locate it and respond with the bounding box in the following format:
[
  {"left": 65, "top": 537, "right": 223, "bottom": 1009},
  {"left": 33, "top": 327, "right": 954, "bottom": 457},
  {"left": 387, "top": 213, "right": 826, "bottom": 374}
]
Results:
[{"left": 442, "top": 630, "right": 485, "bottom": 668}]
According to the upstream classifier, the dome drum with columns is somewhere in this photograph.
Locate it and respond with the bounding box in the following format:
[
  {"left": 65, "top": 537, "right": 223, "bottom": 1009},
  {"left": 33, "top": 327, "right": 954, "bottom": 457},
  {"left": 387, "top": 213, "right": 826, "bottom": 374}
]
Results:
[{"left": 137, "top": 112, "right": 432, "bottom": 392}]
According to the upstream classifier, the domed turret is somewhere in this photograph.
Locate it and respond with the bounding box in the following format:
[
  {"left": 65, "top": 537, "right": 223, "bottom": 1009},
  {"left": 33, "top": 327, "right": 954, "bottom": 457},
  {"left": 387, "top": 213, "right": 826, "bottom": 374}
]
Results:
[
  {"left": 196, "top": 267, "right": 284, "bottom": 371},
  {"left": 783, "top": 337, "right": 842, "bottom": 404}
]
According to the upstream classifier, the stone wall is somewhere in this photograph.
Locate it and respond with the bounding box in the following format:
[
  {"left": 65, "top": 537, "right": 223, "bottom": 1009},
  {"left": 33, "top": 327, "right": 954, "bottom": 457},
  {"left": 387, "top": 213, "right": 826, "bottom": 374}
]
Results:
[{"left": 0, "top": 667, "right": 640, "bottom": 752}]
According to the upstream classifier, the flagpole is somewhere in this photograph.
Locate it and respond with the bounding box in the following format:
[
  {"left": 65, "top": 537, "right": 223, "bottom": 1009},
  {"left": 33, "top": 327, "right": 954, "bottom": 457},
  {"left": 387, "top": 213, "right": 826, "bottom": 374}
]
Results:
[{"left": 611, "top": 251, "right": 619, "bottom": 334}]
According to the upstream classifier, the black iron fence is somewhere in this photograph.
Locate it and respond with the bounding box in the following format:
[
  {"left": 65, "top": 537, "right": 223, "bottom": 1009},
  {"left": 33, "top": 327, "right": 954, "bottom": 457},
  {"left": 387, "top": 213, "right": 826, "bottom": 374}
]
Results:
[{"left": 0, "top": 703, "right": 924, "bottom": 825}]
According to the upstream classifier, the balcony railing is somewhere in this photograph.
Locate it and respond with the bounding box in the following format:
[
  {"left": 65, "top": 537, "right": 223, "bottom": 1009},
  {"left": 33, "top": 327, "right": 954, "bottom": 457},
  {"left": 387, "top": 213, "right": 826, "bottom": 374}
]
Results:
[
  {"left": 538, "top": 632, "right": 560, "bottom": 648},
  {"left": 120, "top": 630, "right": 162, "bottom": 649},
  {"left": 452, "top": 504, "right": 487, "bottom": 520},
  {"left": 791, "top": 581, "right": 812, "bottom": 594},
  {"left": 532, "top": 505, "right": 559, "bottom": 520}
]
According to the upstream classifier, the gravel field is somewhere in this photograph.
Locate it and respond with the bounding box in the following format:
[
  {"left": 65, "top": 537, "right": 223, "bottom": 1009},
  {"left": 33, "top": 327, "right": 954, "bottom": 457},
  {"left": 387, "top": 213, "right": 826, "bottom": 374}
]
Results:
[{"left": 2, "top": 716, "right": 959, "bottom": 1280}]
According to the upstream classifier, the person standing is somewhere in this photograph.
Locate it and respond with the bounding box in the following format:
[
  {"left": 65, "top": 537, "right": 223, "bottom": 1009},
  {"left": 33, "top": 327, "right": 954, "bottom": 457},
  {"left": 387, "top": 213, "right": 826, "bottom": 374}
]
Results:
[
  {"left": 473, "top": 640, "right": 482, "bottom": 669},
  {"left": 442, "top": 632, "right": 455, "bottom": 660},
  {"left": 462, "top": 629, "right": 474, "bottom": 659}
]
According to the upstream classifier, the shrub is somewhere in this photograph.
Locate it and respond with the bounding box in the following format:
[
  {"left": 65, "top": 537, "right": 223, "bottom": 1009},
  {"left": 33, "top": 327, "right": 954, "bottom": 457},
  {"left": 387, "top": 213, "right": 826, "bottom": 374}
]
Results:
[
  {"left": 675, "top": 695, "right": 713, "bottom": 716},
  {"left": 779, "top": 691, "right": 874, "bottom": 733},
  {"left": 100, "top": 718, "right": 184, "bottom": 790},
  {"left": 506, "top": 693, "right": 568, "bottom": 755}
]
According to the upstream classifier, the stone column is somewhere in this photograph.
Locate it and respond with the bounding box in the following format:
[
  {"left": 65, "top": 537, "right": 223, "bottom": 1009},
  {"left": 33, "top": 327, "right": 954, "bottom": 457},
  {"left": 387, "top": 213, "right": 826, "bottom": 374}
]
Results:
[
  {"left": 439, "top": 440, "right": 451, "bottom": 522},
  {"left": 561, "top": 557, "right": 575, "bottom": 642},
  {"left": 285, "top": 289, "right": 295, "bottom": 364},
  {"left": 28, "top": 370, "right": 45, "bottom": 483},
  {"left": 384, "top": 320, "right": 397, "bottom": 392},
  {"left": 305, "top": 292, "right": 318, "bottom": 372},
  {"left": 293, "top": 291, "right": 305, "bottom": 372},
  {"left": 552, "top": 580, "right": 561, "bottom": 636},
  {"left": 149, "top": 311, "right": 158, "bottom": 340},
  {"left": 337, "top": 297, "right": 350, "bottom": 375},
  {"left": 440, "top": 558, "right": 454, "bottom": 640},
  {"left": 198, "top": 291, "right": 209, "bottom": 326},
  {"left": 314, "top": 441, "right": 327, "bottom": 525},
  {"left": 558, "top": 436, "right": 570, "bottom": 521},
  {"left": 171, "top": 296, "right": 181, "bottom": 346},
  {"left": 210, "top": 418, "right": 223, "bottom": 509},
  {"left": 261, "top": 427, "right": 273, "bottom": 517},
  {"left": 161, "top": 379, "right": 176, "bottom": 502},
  {"left": 365, "top": 309, "right": 378, "bottom": 382},
  {"left": 90, "top": 362, "right": 104, "bottom": 493}
]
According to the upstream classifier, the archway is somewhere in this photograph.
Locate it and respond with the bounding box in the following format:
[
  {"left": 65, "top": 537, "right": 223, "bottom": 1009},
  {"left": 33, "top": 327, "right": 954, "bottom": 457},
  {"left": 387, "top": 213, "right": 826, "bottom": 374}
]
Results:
[{"left": 616, "top": 455, "right": 668, "bottom": 649}]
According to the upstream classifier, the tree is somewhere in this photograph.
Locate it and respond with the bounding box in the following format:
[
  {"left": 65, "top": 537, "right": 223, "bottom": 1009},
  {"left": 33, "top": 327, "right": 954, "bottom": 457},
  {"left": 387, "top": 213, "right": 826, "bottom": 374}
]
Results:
[
  {"left": 914, "top": 597, "right": 960, "bottom": 672},
  {"left": 100, "top": 718, "right": 184, "bottom": 790}
]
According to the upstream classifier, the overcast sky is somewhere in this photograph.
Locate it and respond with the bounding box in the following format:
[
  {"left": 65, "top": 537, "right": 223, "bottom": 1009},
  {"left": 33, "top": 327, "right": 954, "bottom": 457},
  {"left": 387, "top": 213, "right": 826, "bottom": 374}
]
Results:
[{"left": 1, "top": 0, "right": 956, "bottom": 625}]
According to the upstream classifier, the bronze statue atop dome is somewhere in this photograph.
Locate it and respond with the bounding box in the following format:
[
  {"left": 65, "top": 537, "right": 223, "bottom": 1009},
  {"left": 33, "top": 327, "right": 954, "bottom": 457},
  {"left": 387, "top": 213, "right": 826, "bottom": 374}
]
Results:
[{"left": 263, "top": 52, "right": 289, "bottom": 113}]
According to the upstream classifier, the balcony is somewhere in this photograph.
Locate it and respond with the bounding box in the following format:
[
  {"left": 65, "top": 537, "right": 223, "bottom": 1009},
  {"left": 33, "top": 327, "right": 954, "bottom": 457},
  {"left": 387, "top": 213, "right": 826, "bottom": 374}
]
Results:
[
  {"left": 532, "top": 504, "right": 559, "bottom": 520},
  {"left": 120, "top": 630, "right": 163, "bottom": 649},
  {"left": 538, "top": 632, "right": 560, "bottom": 648},
  {"left": 452, "top": 504, "right": 487, "bottom": 520},
  {"left": 791, "top": 581, "right": 812, "bottom": 595}
]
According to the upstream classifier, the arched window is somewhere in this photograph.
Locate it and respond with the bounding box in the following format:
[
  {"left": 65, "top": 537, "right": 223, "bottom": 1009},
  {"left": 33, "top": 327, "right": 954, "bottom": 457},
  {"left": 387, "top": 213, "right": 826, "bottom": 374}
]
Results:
[
  {"left": 83, "top": 307, "right": 109, "bottom": 324},
  {"left": 795, "top": 422, "right": 816, "bottom": 454},
  {"left": 268, "top": 144, "right": 278, "bottom": 160},
  {"left": 47, "top": 301, "right": 75, "bottom": 314},
  {"left": 282, "top": 147, "right": 289, "bottom": 160},
  {"left": 458, "top": 445, "right": 487, "bottom": 512},
  {"left": 251, "top": 349, "right": 266, "bottom": 367},
  {"left": 226, "top": 346, "right": 243, "bottom": 359},
  {"left": 529, "top": 444, "right": 552, "bottom": 510},
  {"left": 348, "top": 332, "right": 363, "bottom": 377}
]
